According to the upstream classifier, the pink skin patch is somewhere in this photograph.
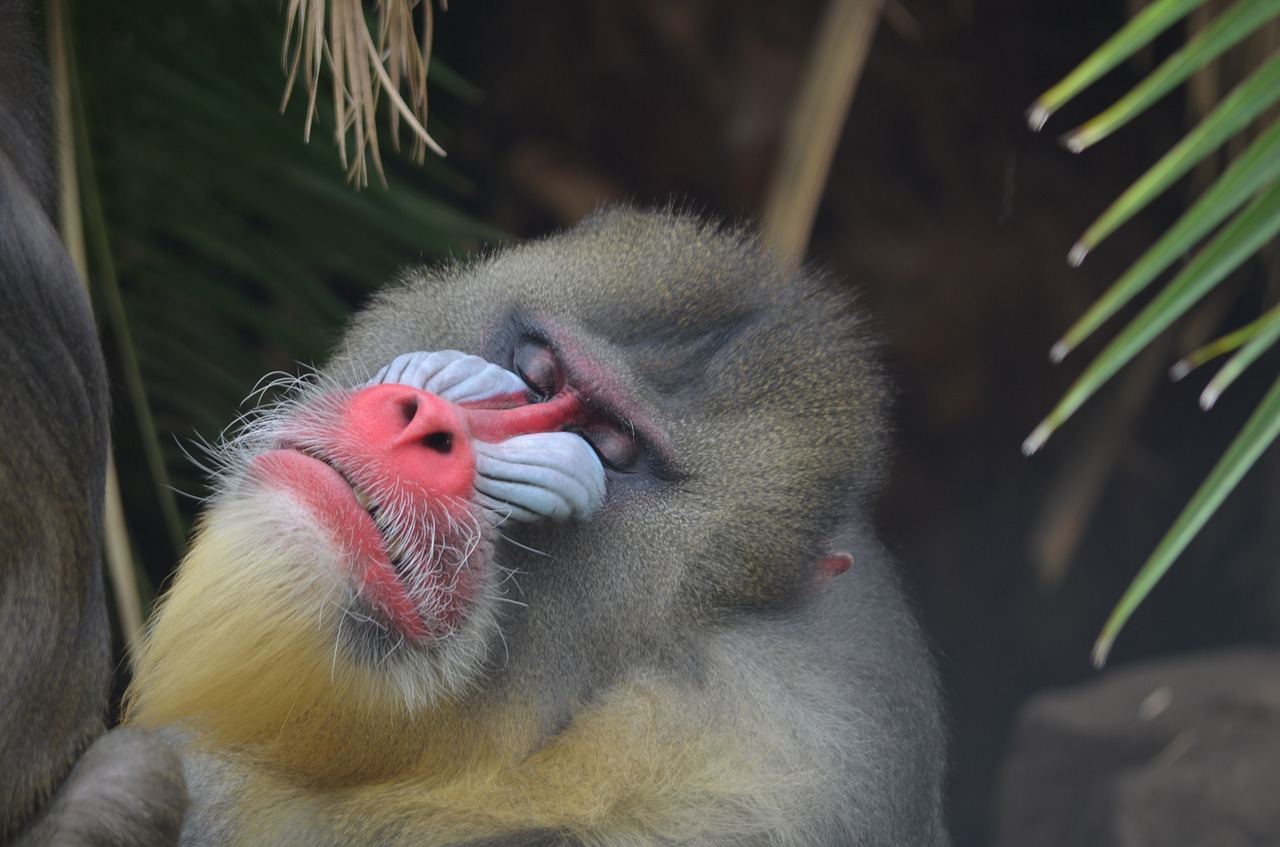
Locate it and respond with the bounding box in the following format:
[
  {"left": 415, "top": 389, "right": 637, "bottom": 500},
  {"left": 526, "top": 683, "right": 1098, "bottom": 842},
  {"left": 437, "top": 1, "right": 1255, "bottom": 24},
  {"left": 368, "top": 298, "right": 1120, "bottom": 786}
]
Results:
[
  {"left": 816, "top": 552, "right": 854, "bottom": 588},
  {"left": 247, "top": 382, "right": 595, "bottom": 640},
  {"left": 247, "top": 450, "right": 430, "bottom": 639},
  {"left": 344, "top": 384, "right": 480, "bottom": 507}
]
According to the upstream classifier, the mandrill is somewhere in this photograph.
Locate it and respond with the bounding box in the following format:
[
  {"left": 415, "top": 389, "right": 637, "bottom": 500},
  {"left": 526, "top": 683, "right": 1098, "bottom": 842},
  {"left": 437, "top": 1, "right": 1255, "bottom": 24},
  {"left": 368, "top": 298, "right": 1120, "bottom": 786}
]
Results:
[{"left": 125, "top": 209, "right": 949, "bottom": 846}]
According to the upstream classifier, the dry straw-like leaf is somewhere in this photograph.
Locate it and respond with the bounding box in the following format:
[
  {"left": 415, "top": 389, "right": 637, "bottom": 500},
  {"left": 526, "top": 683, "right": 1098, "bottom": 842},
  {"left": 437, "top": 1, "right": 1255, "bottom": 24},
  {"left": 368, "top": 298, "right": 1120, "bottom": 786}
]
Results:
[{"left": 283, "top": 0, "right": 446, "bottom": 186}]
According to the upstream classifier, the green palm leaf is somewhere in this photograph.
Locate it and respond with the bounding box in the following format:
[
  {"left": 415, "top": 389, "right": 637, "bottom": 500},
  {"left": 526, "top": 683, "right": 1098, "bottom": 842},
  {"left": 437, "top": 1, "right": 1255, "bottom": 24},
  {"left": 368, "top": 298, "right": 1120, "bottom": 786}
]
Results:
[
  {"left": 1025, "top": 180, "right": 1280, "bottom": 454},
  {"left": 1199, "top": 301, "right": 1280, "bottom": 407},
  {"left": 1054, "top": 117, "right": 1280, "bottom": 361},
  {"left": 1070, "top": 52, "right": 1280, "bottom": 265},
  {"left": 1093, "top": 370, "right": 1280, "bottom": 666},
  {"left": 1028, "top": 0, "right": 1214, "bottom": 130},
  {"left": 1064, "top": 0, "right": 1280, "bottom": 151},
  {"left": 1028, "top": 0, "right": 1280, "bottom": 658}
]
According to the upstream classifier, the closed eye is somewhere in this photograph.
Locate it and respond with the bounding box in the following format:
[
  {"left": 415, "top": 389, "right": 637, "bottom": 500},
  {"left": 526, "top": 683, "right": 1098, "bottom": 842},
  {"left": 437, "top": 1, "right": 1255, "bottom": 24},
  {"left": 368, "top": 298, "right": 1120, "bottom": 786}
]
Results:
[
  {"left": 513, "top": 341, "right": 562, "bottom": 401},
  {"left": 577, "top": 423, "right": 641, "bottom": 472},
  {"left": 513, "top": 337, "right": 647, "bottom": 474}
]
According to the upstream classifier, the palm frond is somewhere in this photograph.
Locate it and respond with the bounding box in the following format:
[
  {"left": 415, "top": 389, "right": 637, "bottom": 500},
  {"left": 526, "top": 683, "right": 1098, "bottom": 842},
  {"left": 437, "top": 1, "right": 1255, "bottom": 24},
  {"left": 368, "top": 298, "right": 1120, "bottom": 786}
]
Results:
[
  {"left": 283, "top": 0, "right": 445, "bottom": 186},
  {"left": 1026, "top": 0, "right": 1280, "bottom": 659}
]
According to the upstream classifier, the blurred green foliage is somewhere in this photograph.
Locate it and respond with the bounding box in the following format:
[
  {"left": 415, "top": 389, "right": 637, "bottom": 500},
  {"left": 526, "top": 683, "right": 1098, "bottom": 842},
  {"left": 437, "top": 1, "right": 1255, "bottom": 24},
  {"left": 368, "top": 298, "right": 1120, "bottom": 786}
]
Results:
[{"left": 68, "top": 0, "right": 499, "bottom": 576}]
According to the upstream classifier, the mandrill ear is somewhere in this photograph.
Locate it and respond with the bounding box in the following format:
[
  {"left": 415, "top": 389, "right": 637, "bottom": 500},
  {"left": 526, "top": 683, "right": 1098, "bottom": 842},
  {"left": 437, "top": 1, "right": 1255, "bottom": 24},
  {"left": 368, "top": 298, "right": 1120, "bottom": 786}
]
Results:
[
  {"left": 367, "top": 350, "right": 526, "bottom": 403},
  {"left": 815, "top": 552, "right": 854, "bottom": 588}
]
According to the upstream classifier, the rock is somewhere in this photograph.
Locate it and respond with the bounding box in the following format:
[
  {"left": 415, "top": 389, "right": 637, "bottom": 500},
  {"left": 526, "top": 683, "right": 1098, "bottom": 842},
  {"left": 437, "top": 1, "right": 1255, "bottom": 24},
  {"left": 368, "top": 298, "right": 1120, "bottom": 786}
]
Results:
[{"left": 994, "top": 648, "right": 1280, "bottom": 847}]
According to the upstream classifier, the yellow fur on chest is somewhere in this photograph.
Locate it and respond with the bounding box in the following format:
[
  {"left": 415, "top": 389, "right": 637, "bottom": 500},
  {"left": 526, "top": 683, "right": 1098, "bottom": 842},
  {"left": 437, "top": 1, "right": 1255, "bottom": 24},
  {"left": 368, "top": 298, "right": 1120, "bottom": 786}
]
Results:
[
  {"left": 229, "top": 680, "right": 795, "bottom": 846},
  {"left": 133, "top": 503, "right": 812, "bottom": 844}
]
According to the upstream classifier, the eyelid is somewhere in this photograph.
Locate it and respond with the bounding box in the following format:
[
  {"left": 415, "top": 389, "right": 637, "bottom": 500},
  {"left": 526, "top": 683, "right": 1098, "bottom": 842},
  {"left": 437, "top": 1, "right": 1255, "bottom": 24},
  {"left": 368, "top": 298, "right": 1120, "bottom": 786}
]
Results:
[
  {"left": 579, "top": 423, "right": 641, "bottom": 472},
  {"left": 514, "top": 341, "right": 561, "bottom": 398},
  {"left": 512, "top": 337, "right": 649, "bottom": 473}
]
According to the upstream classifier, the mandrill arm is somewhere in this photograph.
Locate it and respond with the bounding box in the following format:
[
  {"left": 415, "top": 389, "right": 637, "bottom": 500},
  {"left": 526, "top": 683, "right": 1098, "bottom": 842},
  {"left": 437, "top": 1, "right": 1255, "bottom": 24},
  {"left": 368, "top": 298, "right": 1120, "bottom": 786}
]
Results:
[{"left": 0, "top": 1, "right": 186, "bottom": 843}]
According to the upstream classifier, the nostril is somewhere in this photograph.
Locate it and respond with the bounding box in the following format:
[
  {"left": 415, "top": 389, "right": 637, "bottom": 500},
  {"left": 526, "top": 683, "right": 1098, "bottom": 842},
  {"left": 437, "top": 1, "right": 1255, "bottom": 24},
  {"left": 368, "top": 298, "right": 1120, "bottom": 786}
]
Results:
[
  {"left": 399, "top": 398, "right": 419, "bottom": 424},
  {"left": 423, "top": 431, "right": 453, "bottom": 454}
]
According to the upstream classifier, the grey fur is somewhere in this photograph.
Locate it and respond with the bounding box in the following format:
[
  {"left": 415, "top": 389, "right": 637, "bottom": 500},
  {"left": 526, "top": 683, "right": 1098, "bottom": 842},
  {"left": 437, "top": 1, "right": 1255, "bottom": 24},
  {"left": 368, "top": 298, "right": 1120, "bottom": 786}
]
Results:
[{"left": 0, "top": 2, "right": 186, "bottom": 843}]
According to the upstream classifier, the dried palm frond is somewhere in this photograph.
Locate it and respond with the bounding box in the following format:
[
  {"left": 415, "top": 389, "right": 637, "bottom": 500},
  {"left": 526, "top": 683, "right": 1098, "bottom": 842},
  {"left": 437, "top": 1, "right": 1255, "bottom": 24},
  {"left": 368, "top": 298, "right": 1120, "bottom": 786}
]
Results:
[{"left": 283, "top": 0, "right": 446, "bottom": 185}]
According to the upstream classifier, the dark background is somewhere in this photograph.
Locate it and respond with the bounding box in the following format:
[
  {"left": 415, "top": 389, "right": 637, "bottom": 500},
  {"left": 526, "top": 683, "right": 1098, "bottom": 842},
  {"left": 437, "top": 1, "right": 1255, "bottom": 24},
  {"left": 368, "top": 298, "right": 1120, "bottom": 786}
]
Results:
[{"left": 428, "top": 2, "right": 1280, "bottom": 843}]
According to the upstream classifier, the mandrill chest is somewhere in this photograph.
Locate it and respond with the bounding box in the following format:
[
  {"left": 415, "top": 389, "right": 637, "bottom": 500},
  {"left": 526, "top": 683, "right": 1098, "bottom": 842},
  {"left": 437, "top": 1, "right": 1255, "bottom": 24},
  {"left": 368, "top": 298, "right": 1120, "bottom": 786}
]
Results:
[{"left": 179, "top": 670, "right": 824, "bottom": 847}]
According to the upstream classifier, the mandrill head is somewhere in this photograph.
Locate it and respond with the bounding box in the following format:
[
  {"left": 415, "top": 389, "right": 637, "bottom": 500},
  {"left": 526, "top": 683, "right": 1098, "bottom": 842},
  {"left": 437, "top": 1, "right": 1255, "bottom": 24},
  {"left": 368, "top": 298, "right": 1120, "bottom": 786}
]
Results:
[{"left": 124, "top": 208, "right": 890, "bottom": 795}]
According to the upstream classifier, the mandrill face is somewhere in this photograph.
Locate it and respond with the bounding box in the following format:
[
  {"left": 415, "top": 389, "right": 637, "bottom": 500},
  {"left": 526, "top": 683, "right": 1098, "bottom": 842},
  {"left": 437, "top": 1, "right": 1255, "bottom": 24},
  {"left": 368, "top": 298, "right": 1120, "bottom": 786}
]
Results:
[{"left": 227, "top": 351, "right": 606, "bottom": 679}]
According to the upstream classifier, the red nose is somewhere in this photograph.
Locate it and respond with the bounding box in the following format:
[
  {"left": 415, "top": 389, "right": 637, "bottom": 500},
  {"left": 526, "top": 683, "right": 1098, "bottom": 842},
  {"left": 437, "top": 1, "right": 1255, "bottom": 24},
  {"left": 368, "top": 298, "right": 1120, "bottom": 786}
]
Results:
[{"left": 345, "top": 383, "right": 476, "bottom": 501}]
